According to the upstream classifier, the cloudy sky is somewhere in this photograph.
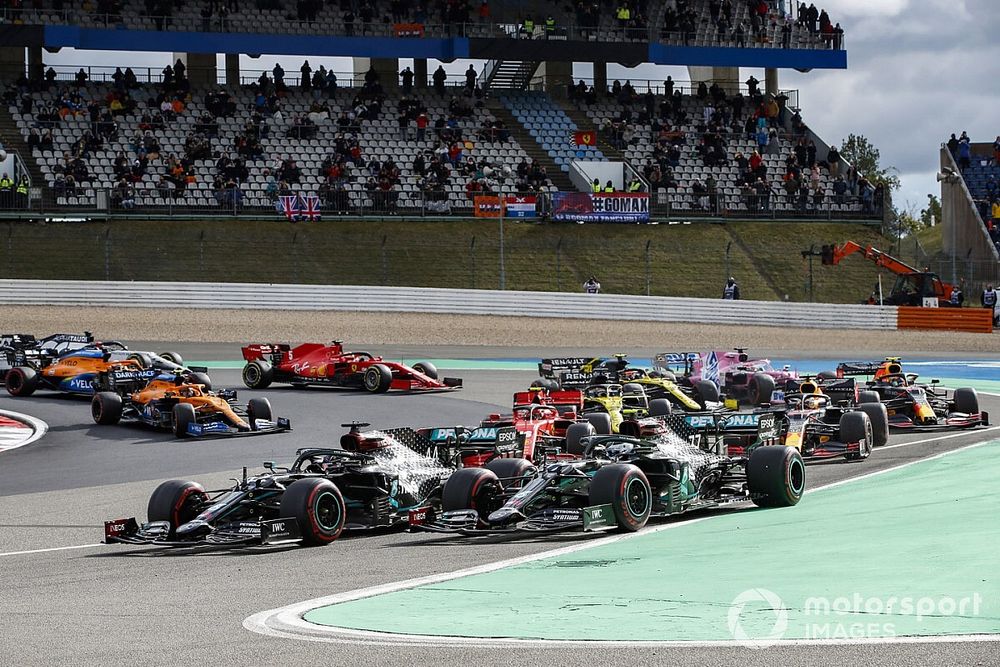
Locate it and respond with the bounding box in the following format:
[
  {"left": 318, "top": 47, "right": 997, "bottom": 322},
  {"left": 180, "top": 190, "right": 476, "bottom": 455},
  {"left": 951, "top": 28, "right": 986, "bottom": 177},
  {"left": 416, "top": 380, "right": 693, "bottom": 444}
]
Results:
[{"left": 44, "top": 0, "right": 993, "bottom": 213}]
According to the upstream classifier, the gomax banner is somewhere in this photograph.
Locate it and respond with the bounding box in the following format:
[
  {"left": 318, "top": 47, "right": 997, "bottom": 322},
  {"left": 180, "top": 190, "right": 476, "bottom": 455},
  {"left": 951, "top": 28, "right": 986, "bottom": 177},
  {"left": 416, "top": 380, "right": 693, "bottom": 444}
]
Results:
[
  {"left": 473, "top": 195, "right": 501, "bottom": 218},
  {"left": 551, "top": 192, "right": 649, "bottom": 223}
]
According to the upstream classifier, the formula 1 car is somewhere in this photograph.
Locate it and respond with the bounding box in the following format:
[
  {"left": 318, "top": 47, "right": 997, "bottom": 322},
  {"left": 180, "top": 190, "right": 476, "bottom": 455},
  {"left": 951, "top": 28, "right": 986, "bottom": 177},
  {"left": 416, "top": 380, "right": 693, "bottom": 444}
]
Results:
[
  {"left": 835, "top": 358, "right": 988, "bottom": 430},
  {"left": 240, "top": 340, "right": 461, "bottom": 393},
  {"left": 104, "top": 423, "right": 452, "bottom": 548},
  {"left": 91, "top": 368, "right": 289, "bottom": 438},
  {"left": 2, "top": 332, "right": 201, "bottom": 397},
  {"left": 653, "top": 349, "right": 801, "bottom": 406},
  {"left": 536, "top": 354, "right": 722, "bottom": 412},
  {"left": 412, "top": 417, "right": 804, "bottom": 535},
  {"left": 678, "top": 377, "right": 888, "bottom": 462}
]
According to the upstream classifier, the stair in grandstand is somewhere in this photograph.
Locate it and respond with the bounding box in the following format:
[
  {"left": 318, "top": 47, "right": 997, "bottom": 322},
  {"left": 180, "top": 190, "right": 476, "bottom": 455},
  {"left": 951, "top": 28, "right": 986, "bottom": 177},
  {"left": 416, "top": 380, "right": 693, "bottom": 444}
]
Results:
[
  {"left": 558, "top": 102, "right": 629, "bottom": 163},
  {"left": 484, "top": 98, "right": 576, "bottom": 191},
  {"left": 481, "top": 60, "right": 542, "bottom": 91},
  {"left": 0, "top": 107, "right": 44, "bottom": 188}
]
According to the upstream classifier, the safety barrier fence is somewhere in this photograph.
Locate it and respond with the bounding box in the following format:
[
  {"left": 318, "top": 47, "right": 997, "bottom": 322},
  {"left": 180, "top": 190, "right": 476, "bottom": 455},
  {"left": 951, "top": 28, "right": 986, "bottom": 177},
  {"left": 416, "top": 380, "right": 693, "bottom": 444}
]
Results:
[{"left": 0, "top": 279, "right": 899, "bottom": 330}]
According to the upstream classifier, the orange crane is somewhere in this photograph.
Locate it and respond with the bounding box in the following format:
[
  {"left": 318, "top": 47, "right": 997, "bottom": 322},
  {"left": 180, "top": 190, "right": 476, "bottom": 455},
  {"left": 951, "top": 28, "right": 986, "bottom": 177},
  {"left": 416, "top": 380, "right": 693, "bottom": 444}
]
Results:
[{"left": 822, "top": 241, "right": 957, "bottom": 306}]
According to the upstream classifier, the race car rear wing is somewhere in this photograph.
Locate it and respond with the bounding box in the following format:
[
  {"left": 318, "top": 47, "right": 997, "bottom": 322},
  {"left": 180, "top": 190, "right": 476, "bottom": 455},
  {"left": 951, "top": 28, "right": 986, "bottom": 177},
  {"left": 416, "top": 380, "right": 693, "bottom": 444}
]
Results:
[
  {"left": 651, "top": 352, "right": 701, "bottom": 375},
  {"left": 241, "top": 343, "right": 292, "bottom": 363},
  {"left": 836, "top": 361, "right": 898, "bottom": 377},
  {"left": 513, "top": 389, "right": 584, "bottom": 411}
]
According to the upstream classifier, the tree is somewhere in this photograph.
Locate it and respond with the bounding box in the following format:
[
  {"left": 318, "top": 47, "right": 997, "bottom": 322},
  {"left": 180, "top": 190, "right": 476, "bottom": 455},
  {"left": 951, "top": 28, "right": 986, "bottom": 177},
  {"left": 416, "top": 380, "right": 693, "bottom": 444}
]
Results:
[
  {"left": 839, "top": 133, "right": 901, "bottom": 192},
  {"left": 920, "top": 194, "right": 941, "bottom": 227}
]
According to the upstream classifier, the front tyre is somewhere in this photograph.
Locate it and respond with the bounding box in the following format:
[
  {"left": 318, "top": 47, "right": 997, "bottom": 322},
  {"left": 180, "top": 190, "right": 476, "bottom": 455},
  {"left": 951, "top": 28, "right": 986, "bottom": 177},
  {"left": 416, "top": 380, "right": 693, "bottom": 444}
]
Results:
[
  {"left": 484, "top": 458, "right": 536, "bottom": 490},
  {"left": 147, "top": 479, "right": 208, "bottom": 537},
  {"left": 857, "top": 403, "right": 888, "bottom": 448},
  {"left": 172, "top": 403, "right": 197, "bottom": 438},
  {"left": 441, "top": 467, "right": 501, "bottom": 515},
  {"left": 247, "top": 397, "right": 272, "bottom": 430},
  {"left": 411, "top": 362, "right": 438, "bottom": 380},
  {"left": 747, "top": 445, "right": 805, "bottom": 507},
  {"left": 280, "top": 478, "right": 346, "bottom": 546},
  {"left": 588, "top": 464, "right": 651, "bottom": 532},
  {"left": 954, "top": 387, "right": 979, "bottom": 414}
]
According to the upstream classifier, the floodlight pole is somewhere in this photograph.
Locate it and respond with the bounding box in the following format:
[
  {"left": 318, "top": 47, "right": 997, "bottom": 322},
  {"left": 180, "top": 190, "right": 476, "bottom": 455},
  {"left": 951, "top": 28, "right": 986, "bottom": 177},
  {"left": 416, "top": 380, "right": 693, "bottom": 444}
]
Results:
[{"left": 499, "top": 186, "right": 506, "bottom": 290}]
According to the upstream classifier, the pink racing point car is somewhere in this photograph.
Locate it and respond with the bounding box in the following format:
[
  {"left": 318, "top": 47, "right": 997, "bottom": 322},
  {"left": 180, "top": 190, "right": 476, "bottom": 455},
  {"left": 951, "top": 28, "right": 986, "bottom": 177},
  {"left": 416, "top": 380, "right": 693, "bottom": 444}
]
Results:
[{"left": 653, "top": 348, "right": 800, "bottom": 406}]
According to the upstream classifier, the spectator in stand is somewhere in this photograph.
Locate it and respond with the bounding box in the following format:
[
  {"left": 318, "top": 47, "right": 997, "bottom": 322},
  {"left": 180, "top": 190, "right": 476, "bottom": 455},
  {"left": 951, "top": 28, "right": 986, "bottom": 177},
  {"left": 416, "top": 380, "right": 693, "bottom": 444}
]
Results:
[
  {"left": 982, "top": 284, "right": 999, "bottom": 326},
  {"left": 433, "top": 66, "right": 447, "bottom": 95},
  {"left": 400, "top": 66, "right": 414, "bottom": 94},
  {"left": 957, "top": 132, "right": 972, "bottom": 171}
]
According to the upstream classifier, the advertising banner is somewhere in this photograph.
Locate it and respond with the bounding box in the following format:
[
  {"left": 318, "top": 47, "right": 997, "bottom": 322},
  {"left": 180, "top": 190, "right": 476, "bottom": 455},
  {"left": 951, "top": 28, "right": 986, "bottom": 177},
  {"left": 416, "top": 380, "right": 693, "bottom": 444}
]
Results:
[
  {"left": 551, "top": 192, "right": 649, "bottom": 223},
  {"left": 503, "top": 195, "right": 536, "bottom": 218},
  {"left": 473, "top": 195, "right": 501, "bottom": 218}
]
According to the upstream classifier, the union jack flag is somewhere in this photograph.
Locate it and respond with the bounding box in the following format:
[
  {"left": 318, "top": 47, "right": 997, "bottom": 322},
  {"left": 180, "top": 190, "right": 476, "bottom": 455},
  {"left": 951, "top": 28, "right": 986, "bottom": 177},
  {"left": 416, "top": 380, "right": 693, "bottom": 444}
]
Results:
[
  {"left": 278, "top": 195, "right": 301, "bottom": 222},
  {"left": 300, "top": 195, "right": 322, "bottom": 221}
]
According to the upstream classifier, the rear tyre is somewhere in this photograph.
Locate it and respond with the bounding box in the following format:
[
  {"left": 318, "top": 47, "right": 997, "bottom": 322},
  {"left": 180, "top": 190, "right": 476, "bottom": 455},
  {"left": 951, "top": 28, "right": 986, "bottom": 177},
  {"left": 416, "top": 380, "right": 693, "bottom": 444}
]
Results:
[
  {"left": 585, "top": 412, "right": 613, "bottom": 435},
  {"left": 441, "top": 468, "right": 501, "bottom": 516},
  {"left": 247, "top": 397, "right": 273, "bottom": 430},
  {"left": 750, "top": 373, "right": 776, "bottom": 405},
  {"left": 363, "top": 364, "right": 393, "bottom": 393},
  {"left": 954, "top": 387, "right": 980, "bottom": 414},
  {"left": 172, "top": 402, "right": 197, "bottom": 438},
  {"left": 747, "top": 445, "right": 805, "bottom": 507},
  {"left": 241, "top": 360, "right": 273, "bottom": 389},
  {"left": 158, "top": 351, "right": 184, "bottom": 367},
  {"left": 858, "top": 390, "right": 881, "bottom": 404},
  {"left": 5, "top": 367, "right": 39, "bottom": 396},
  {"left": 127, "top": 353, "right": 152, "bottom": 369},
  {"left": 190, "top": 371, "right": 212, "bottom": 391},
  {"left": 280, "top": 478, "right": 346, "bottom": 546},
  {"left": 484, "top": 458, "right": 537, "bottom": 489},
  {"left": 91, "top": 391, "right": 123, "bottom": 425},
  {"left": 588, "top": 464, "right": 651, "bottom": 532},
  {"left": 648, "top": 398, "right": 672, "bottom": 417},
  {"left": 817, "top": 370, "right": 838, "bottom": 380},
  {"left": 411, "top": 362, "right": 438, "bottom": 380},
  {"left": 147, "top": 479, "right": 208, "bottom": 537},
  {"left": 565, "top": 422, "right": 596, "bottom": 456},
  {"left": 839, "top": 411, "right": 873, "bottom": 460},
  {"left": 693, "top": 379, "right": 720, "bottom": 407},
  {"left": 857, "top": 403, "right": 889, "bottom": 448}
]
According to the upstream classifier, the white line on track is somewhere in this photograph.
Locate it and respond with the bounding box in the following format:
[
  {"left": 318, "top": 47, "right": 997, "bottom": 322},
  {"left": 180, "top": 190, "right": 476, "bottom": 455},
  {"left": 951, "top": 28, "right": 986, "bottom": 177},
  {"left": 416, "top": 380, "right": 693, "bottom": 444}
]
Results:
[
  {"left": 0, "top": 543, "right": 104, "bottom": 558},
  {"left": 0, "top": 410, "right": 48, "bottom": 454},
  {"left": 244, "top": 438, "right": 1000, "bottom": 647}
]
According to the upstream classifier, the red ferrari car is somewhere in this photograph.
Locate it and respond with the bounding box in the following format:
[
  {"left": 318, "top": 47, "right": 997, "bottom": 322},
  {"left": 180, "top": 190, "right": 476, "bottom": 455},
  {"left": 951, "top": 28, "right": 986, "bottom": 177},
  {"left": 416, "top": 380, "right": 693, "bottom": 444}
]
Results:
[{"left": 240, "top": 341, "right": 462, "bottom": 393}]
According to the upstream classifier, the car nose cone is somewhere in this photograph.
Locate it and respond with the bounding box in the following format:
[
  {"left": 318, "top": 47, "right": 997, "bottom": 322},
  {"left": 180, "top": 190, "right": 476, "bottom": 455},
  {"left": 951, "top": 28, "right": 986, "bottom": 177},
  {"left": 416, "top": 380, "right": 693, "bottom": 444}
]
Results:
[{"left": 487, "top": 507, "right": 525, "bottom": 526}]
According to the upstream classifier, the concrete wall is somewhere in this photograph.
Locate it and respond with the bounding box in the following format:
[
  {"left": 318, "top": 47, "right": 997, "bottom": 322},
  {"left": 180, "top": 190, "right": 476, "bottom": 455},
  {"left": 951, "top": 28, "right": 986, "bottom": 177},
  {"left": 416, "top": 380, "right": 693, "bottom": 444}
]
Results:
[{"left": 939, "top": 147, "right": 1000, "bottom": 276}]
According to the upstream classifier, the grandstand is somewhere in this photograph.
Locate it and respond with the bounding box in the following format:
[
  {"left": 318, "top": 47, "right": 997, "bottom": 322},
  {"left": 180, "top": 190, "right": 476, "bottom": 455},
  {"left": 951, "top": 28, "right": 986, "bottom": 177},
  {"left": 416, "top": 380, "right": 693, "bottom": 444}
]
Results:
[
  {"left": 938, "top": 138, "right": 1000, "bottom": 281},
  {"left": 0, "top": 0, "right": 861, "bottom": 225}
]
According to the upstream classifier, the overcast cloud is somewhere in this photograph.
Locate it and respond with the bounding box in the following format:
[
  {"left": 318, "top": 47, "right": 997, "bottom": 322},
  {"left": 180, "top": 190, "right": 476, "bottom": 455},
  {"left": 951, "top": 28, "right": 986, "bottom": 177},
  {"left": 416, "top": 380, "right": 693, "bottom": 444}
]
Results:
[{"left": 42, "top": 0, "right": 994, "bottom": 213}]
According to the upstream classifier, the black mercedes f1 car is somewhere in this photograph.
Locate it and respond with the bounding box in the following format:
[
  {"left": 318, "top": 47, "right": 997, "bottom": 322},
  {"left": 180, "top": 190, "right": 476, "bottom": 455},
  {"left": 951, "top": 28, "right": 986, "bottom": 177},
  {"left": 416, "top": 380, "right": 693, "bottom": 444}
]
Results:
[{"left": 104, "top": 423, "right": 451, "bottom": 548}]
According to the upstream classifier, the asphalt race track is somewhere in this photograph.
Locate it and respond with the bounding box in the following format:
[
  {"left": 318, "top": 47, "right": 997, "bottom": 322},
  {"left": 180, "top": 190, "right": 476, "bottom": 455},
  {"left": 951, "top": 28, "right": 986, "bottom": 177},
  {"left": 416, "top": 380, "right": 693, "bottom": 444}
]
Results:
[{"left": 1, "top": 349, "right": 998, "bottom": 667}]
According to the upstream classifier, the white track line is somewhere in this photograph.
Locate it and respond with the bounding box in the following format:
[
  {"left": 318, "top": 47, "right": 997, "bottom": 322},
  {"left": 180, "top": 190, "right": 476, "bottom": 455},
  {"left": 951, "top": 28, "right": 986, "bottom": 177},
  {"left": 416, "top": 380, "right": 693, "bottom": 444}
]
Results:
[
  {"left": 0, "top": 410, "right": 48, "bottom": 454},
  {"left": 244, "top": 438, "right": 1000, "bottom": 647},
  {"left": 0, "top": 543, "right": 103, "bottom": 558}
]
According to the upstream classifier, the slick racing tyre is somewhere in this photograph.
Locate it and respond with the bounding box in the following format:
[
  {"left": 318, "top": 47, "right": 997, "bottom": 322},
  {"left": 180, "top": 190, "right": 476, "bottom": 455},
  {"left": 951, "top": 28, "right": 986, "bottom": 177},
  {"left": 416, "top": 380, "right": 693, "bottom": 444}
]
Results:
[
  {"left": 247, "top": 397, "right": 273, "bottom": 430},
  {"left": 954, "top": 387, "right": 980, "bottom": 414},
  {"left": 441, "top": 468, "right": 501, "bottom": 515},
  {"left": 5, "top": 367, "right": 39, "bottom": 396},
  {"left": 281, "top": 478, "right": 346, "bottom": 546},
  {"left": 242, "top": 360, "right": 273, "bottom": 389},
  {"left": 172, "top": 403, "right": 197, "bottom": 438},
  {"left": 589, "top": 464, "right": 652, "bottom": 532},
  {"left": 817, "top": 370, "right": 838, "bottom": 380},
  {"left": 565, "top": 422, "right": 596, "bottom": 456},
  {"left": 750, "top": 373, "right": 776, "bottom": 405},
  {"left": 530, "top": 377, "right": 559, "bottom": 391},
  {"left": 411, "top": 361, "right": 438, "bottom": 380},
  {"left": 857, "top": 403, "right": 889, "bottom": 448},
  {"left": 190, "top": 372, "right": 212, "bottom": 391},
  {"left": 648, "top": 398, "right": 672, "bottom": 417},
  {"left": 839, "top": 411, "right": 873, "bottom": 460},
  {"left": 363, "top": 364, "right": 393, "bottom": 393},
  {"left": 91, "top": 392, "right": 123, "bottom": 425},
  {"left": 858, "top": 390, "right": 881, "bottom": 404},
  {"left": 127, "top": 353, "right": 153, "bottom": 369},
  {"left": 147, "top": 479, "right": 208, "bottom": 537},
  {"left": 484, "top": 458, "right": 537, "bottom": 490},
  {"left": 158, "top": 351, "right": 184, "bottom": 367},
  {"left": 693, "top": 379, "right": 720, "bottom": 408},
  {"left": 585, "top": 412, "right": 613, "bottom": 435},
  {"left": 747, "top": 445, "right": 805, "bottom": 507}
]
